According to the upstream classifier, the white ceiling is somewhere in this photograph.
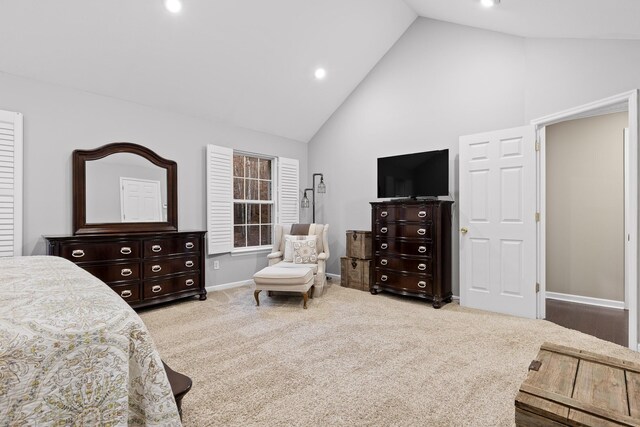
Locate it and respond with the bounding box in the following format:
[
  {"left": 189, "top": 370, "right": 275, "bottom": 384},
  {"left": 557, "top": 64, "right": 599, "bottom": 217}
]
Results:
[
  {"left": 405, "top": 0, "right": 640, "bottom": 40},
  {"left": 1, "top": 1, "right": 639, "bottom": 144}
]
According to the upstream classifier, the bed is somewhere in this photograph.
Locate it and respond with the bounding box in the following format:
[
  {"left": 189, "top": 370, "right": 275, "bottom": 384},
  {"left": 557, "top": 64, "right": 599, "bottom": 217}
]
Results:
[{"left": 0, "top": 256, "right": 182, "bottom": 425}]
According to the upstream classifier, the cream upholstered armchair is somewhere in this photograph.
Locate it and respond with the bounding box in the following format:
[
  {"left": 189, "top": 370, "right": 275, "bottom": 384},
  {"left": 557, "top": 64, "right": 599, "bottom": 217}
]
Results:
[{"left": 267, "top": 224, "right": 330, "bottom": 295}]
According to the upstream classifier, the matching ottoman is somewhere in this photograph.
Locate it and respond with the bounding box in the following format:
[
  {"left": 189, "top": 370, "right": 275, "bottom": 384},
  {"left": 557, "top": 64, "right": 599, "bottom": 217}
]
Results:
[{"left": 253, "top": 266, "right": 315, "bottom": 309}]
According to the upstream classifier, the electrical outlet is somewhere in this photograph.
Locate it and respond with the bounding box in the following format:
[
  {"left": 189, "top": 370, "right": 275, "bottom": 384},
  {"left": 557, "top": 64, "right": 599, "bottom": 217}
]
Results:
[{"left": 213, "top": 260, "right": 220, "bottom": 270}]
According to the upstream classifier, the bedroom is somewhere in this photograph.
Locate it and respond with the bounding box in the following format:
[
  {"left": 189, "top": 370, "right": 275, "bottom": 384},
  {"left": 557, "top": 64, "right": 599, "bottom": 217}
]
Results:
[{"left": 2, "top": 0, "right": 640, "bottom": 425}]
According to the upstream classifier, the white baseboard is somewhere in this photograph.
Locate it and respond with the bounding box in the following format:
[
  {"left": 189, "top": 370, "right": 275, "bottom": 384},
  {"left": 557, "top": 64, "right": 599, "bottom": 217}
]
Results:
[
  {"left": 206, "top": 279, "right": 253, "bottom": 292},
  {"left": 327, "top": 273, "right": 340, "bottom": 281},
  {"left": 545, "top": 291, "right": 624, "bottom": 310}
]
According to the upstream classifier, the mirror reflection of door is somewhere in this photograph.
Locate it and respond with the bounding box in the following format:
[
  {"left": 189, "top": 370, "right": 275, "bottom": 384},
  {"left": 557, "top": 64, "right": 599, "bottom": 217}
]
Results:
[{"left": 120, "top": 177, "right": 163, "bottom": 222}]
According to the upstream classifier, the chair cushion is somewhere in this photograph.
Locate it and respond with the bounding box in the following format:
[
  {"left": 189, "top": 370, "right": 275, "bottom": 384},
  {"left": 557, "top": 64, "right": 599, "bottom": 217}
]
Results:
[
  {"left": 273, "top": 262, "right": 318, "bottom": 274},
  {"left": 253, "top": 266, "right": 314, "bottom": 286}
]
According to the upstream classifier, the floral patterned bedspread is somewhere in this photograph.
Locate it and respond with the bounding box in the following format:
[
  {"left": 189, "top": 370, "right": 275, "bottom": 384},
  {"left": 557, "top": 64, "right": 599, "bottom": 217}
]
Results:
[{"left": 0, "top": 256, "right": 181, "bottom": 426}]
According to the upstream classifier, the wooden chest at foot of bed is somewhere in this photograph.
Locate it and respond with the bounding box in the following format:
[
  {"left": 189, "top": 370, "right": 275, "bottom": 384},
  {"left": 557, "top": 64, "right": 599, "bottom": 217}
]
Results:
[{"left": 515, "top": 342, "right": 640, "bottom": 426}]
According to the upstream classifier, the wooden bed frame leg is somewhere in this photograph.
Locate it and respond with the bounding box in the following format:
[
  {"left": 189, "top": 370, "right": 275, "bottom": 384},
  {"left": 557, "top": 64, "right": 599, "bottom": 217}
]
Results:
[
  {"left": 302, "top": 292, "right": 308, "bottom": 309},
  {"left": 309, "top": 285, "right": 315, "bottom": 299},
  {"left": 254, "top": 290, "right": 261, "bottom": 306}
]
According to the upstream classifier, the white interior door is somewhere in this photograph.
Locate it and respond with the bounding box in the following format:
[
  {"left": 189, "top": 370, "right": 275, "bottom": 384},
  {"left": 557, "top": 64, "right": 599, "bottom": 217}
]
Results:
[
  {"left": 459, "top": 125, "right": 537, "bottom": 318},
  {"left": 120, "top": 177, "right": 162, "bottom": 222}
]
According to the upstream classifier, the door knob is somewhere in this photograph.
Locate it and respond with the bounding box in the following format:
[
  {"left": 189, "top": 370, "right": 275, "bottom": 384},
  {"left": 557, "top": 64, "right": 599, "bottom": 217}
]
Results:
[{"left": 460, "top": 227, "right": 468, "bottom": 234}]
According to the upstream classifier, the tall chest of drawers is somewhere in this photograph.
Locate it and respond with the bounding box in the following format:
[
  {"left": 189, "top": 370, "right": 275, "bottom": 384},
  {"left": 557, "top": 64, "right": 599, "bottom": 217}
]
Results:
[
  {"left": 370, "top": 200, "right": 453, "bottom": 308},
  {"left": 45, "top": 231, "right": 207, "bottom": 309}
]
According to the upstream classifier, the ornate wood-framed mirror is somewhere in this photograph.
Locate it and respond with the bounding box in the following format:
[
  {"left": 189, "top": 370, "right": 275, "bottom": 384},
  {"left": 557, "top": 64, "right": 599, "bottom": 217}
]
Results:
[{"left": 73, "top": 142, "right": 177, "bottom": 235}]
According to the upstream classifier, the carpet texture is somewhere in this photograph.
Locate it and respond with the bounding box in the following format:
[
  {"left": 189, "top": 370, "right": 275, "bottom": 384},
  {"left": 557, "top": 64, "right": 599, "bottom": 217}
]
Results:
[{"left": 139, "top": 283, "right": 640, "bottom": 426}]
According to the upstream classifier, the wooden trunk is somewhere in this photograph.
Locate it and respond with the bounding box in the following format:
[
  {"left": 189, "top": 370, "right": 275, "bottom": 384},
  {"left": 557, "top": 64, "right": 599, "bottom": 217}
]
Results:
[
  {"left": 340, "top": 257, "right": 371, "bottom": 291},
  {"left": 515, "top": 342, "right": 640, "bottom": 426},
  {"left": 346, "top": 230, "right": 372, "bottom": 260}
]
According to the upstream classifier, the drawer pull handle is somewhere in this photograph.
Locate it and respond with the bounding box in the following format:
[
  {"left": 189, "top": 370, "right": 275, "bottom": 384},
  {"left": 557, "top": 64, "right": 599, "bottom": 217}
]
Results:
[
  {"left": 418, "top": 264, "right": 426, "bottom": 271},
  {"left": 381, "top": 243, "right": 388, "bottom": 250},
  {"left": 418, "top": 246, "right": 426, "bottom": 253},
  {"left": 185, "top": 279, "right": 195, "bottom": 286},
  {"left": 418, "top": 211, "right": 427, "bottom": 218},
  {"left": 152, "top": 245, "right": 162, "bottom": 253},
  {"left": 152, "top": 285, "right": 162, "bottom": 293},
  {"left": 185, "top": 260, "right": 194, "bottom": 268},
  {"left": 121, "top": 268, "right": 132, "bottom": 277},
  {"left": 418, "top": 281, "right": 427, "bottom": 289},
  {"left": 120, "top": 247, "right": 132, "bottom": 255},
  {"left": 120, "top": 290, "right": 132, "bottom": 298},
  {"left": 417, "top": 228, "right": 426, "bottom": 236},
  {"left": 381, "top": 227, "right": 388, "bottom": 234},
  {"left": 185, "top": 242, "right": 195, "bottom": 249},
  {"left": 71, "top": 249, "right": 85, "bottom": 258},
  {"left": 151, "top": 265, "right": 162, "bottom": 273},
  {"left": 381, "top": 275, "right": 388, "bottom": 282},
  {"left": 380, "top": 259, "right": 388, "bottom": 266},
  {"left": 380, "top": 211, "right": 388, "bottom": 217}
]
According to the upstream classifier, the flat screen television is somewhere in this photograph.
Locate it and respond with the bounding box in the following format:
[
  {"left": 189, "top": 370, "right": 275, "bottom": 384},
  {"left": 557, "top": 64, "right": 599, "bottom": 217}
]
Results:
[{"left": 377, "top": 149, "right": 449, "bottom": 199}]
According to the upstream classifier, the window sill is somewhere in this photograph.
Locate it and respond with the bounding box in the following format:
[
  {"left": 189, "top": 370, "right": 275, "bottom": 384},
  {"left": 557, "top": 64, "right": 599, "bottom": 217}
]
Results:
[{"left": 230, "top": 246, "right": 273, "bottom": 257}]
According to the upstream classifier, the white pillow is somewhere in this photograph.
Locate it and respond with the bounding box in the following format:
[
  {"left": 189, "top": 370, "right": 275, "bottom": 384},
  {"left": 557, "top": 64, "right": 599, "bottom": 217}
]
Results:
[
  {"left": 293, "top": 237, "right": 318, "bottom": 264},
  {"left": 284, "top": 234, "right": 313, "bottom": 262}
]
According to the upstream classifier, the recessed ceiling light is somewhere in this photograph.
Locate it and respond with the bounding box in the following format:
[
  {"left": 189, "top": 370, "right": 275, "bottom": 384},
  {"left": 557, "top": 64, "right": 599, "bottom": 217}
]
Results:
[
  {"left": 165, "top": 0, "right": 182, "bottom": 13},
  {"left": 480, "top": 0, "right": 500, "bottom": 7},
  {"left": 314, "top": 68, "right": 327, "bottom": 80}
]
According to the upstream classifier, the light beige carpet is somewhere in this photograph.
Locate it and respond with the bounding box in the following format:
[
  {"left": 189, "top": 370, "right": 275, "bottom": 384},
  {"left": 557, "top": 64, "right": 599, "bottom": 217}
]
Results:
[{"left": 139, "top": 283, "right": 640, "bottom": 426}]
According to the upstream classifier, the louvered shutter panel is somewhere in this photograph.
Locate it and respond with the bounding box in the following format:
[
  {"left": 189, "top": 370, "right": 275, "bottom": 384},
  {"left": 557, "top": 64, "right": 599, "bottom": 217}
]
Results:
[
  {"left": 0, "top": 110, "right": 22, "bottom": 257},
  {"left": 277, "top": 157, "right": 299, "bottom": 224},
  {"left": 206, "top": 144, "right": 233, "bottom": 255}
]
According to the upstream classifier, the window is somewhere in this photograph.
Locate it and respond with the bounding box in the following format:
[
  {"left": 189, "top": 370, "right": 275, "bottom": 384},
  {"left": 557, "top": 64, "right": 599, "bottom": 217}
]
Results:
[
  {"left": 206, "top": 144, "right": 299, "bottom": 255},
  {"left": 232, "top": 153, "right": 273, "bottom": 249}
]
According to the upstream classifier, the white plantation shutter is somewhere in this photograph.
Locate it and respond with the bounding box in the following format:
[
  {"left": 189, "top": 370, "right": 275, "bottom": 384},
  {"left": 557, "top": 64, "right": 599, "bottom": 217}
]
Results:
[
  {"left": 206, "top": 144, "right": 233, "bottom": 255},
  {"left": 0, "top": 110, "right": 22, "bottom": 257},
  {"left": 277, "top": 157, "right": 299, "bottom": 224}
]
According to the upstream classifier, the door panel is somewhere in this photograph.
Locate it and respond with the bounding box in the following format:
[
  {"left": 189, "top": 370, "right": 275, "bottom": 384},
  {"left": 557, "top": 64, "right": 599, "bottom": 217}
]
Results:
[{"left": 460, "top": 125, "right": 537, "bottom": 318}]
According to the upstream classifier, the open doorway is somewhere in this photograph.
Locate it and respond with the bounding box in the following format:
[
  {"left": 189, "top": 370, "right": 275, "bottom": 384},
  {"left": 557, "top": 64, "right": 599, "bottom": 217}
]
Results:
[
  {"left": 533, "top": 89, "right": 638, "bottom": 351},
  {"left": 543, "top": 113, "right": 628, "bottom": 347}
]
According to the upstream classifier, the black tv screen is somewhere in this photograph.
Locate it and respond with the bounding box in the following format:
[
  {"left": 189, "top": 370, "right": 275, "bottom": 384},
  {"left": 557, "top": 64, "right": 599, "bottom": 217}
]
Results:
[{"left": 377, "top": 149, "right": 449, "bottom": 198}]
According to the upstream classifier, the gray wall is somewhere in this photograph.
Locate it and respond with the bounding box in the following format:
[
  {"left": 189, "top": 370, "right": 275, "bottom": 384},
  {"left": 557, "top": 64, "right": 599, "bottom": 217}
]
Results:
[
  {"left": 308, "top": 17, "right": 640, "bottom": 301},
  {"left": 307, "top": 18, "right": 527, "bottom": 291},
  {"left": 0, "top": 71, "right": 307, "bottom": 287},
  {"left": 546, "top": 113, "right": 627, "bottom": 301}
]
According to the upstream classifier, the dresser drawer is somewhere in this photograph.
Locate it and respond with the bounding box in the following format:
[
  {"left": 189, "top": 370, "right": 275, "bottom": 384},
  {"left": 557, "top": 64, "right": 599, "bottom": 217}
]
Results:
[
  {"left": 144, "top": 256, "right": 200, "bottom": 279},
  {"left": 60, "top": 241, "right": 140, "bottom": 262},
  {"left": 374, "top": 205, "right": 433, "bottom": 222},
  {"left": 111, "top": 282, "right": 141, "bottom": 303},
  {"left": 376, "top": 223, "right": 432, "bottom": 239},
  {"left": 143, "top": 274, "right": 200, "bottom": 299},
  {"left": 376, "top": 270, "right": 433, "bottom": 295},
  {"left": 376, "top": 256, "right": 432, "bottom": 275},
  {"left": 83, "top": 262, "right": 141, "bottom": 283},
  {"left": 375, "top": 240, "right": 433, "bottom": 257},
  {"left": 144, "top": 236, "right": 200, "bottom": 257}
]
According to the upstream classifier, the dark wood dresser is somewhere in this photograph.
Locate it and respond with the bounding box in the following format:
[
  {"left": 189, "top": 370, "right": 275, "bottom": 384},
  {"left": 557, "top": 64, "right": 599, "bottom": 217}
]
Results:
[
  {"left": 45, "top": 231, "right": 207, "bottom": 308},
  {"left": 370, "top": 200, "right": 453, "bottom": 308}
]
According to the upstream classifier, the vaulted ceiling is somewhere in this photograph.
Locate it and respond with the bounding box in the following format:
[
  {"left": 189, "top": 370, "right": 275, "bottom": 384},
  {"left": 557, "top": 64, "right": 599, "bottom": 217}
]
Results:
[{"left": 1, "top": 0, "right": 639, "bottom": 143}]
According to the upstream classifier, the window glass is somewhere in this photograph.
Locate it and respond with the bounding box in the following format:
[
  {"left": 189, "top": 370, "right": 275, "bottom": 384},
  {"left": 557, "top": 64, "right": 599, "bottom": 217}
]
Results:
[{"left": 232, "top": 153, "right": 273, "bottom": 249}]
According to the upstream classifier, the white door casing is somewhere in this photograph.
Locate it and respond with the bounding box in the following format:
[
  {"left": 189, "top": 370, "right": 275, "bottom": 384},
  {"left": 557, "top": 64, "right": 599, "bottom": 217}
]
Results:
[
  {"left": 459, "top": 125, "right": 537, "bottom": 319},
  {"left": 120, "top": 177, "right": 162, "bottom": 222}
]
